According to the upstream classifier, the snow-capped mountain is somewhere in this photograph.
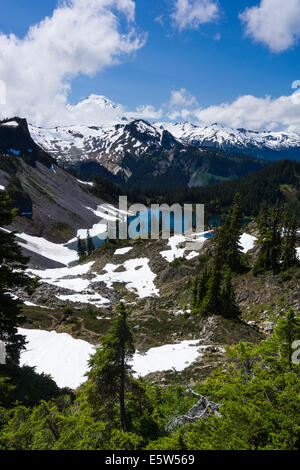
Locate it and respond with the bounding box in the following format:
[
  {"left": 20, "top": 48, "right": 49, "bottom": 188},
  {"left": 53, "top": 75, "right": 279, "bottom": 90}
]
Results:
[
  {"left": 29, "top": 119, "right": 177, "bottom": 177},
  {"left": 29, "top": 116, "right": 267, "bottom": 189},
  {"left": 157, "top": 122, "right": 300, "bottom": 161},
  {"left": 29, "top": 94, "right": 300, "bottom": 165},
  {"left": 66, "top": 94, "right": 129, "bottom": 126}
]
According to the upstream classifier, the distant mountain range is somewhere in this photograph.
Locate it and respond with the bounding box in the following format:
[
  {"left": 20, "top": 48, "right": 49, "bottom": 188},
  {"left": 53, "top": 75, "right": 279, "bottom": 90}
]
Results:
[
  {"left": 29, "top": 118, "right": 268, "bottom": 189},
  {"left": 26, "top": 95, "right": 300, "bottom": 175},
  {"left": 2, "top": 94, "right": 300, "bottom": 192},
  {"left": 158, "top": 122, "right": 300, "bottom": 161}
]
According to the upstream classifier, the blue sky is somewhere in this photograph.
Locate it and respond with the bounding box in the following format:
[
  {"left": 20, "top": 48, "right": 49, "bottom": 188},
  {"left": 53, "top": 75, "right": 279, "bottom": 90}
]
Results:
[{"left": 0, "top": 0, "right": 300, "bottom": 130}]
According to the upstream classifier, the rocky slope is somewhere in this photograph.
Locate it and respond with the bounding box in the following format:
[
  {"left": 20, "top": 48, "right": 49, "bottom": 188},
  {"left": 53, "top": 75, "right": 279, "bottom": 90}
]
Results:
[
  {"left": 16, "top": 228, "right": 300, "bottom": 386},
  {"left": 0, "top": 117, "right": 125, "bottom": 267}
]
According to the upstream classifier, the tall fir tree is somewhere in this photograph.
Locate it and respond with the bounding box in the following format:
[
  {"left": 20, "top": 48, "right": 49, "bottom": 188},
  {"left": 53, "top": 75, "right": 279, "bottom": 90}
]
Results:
[
  {"left": 0, "top": 193, "right": 33, "bottom": 363},
  {"left": 215, "top": 192, "right": 243, "bottom": 272},
  {"left": 77, "top": 236, "right": 87, "bottom": 259},
  {"left": 254, "top": 206, "right": 282, "bottom": 275},
  {"left": 200, "top": 253, "right": 223, "bottom": 317},
  {"left": 281, "top": 216, "right": 297, "bottom": 269},
  {"left": 87, "top": 230, "right": 95, "bottom": 256},
  {"left": 226, "top": 193, "right": 243, "bottom": 272},
  {"left": 87, "top": 303, "right": 135, "bottom": 432},
  {"left": 220, "top": 267, "right": 240, "bottom": 318},
  {"left": 191, "top": 268, "right": 209, "bottom": 314}
]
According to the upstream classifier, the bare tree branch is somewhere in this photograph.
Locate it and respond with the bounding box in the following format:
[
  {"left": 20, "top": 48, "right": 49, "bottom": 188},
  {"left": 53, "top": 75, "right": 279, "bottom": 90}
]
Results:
[{"left": 167, "top": 368, "right": 223, "bottom": 432}]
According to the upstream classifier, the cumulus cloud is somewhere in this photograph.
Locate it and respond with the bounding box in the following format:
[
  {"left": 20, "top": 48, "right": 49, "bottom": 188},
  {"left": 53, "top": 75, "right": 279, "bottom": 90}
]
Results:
[
  {"left": 170, "top": 88, "right": 198, "bottom": 107},
  {"left": 128, "top": 105, "right": 163, "bottom": 120},
  {"left": 240, "top": 0, "right": 300, "bottom": 53},
  {"left": 0, "top": 0, "right": 145, "bottom": 125},
  {"left": 167, "top": 88, "right": 199, "bottom": 120},
  {"left": 171, "top": 0, "right": 220, "bottom": 31},
  {"left": 166, "top": 87, "right": 300, "bottom": 132}
]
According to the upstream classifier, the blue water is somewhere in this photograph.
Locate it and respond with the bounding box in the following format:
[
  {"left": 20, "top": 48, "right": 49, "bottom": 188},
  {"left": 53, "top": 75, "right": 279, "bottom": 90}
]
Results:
[
  {"left": 204, "top": 233, "right": 216, "bottom": 239},
  {"left": 65, "top": 209, "right": 197, "bottom": 252},
  {"left": 10, "top": 149, "right": 20, "bottom": 156}
]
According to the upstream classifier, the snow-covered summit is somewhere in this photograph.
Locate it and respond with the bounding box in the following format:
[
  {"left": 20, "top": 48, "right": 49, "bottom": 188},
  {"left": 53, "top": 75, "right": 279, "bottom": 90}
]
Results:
[{"left": 156, "top": 121, "right": 300, "bottom": 159}]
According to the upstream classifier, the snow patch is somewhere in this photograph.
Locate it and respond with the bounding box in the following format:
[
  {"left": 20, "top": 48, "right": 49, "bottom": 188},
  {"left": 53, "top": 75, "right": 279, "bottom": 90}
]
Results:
[
  {"left": 18, "top": 328, "right": 94, "bottom": 389},
  {"left": 18, "top": 329, "right": 206, "bottom": 388},
  {"left": 56, "top": 293, "right": 109, "bottom": 307},
  {"left": 77, "top": 179, "right": 94, "bottom": 187},
  {"left": 29, "top": 262, "right": 95, "bottom": 293},
  {"left": 93, "top": 258, "right": 159, "bottom": 299},
  {"left": 132, "top": 341, "right": 203, "bottom": 377},
  {"left": 114, "top": 247, "right": 133, "bottom": 255},
  {"left": 17, "top": 233, "right": 78, "bottom": 266},
  {"left": 240, "top": 233, "right": 257, "bottom": 253}
]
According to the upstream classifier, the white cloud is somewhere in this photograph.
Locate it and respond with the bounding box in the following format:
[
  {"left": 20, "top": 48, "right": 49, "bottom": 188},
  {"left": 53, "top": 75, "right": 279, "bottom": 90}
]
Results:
[
  {"left": 172, "top": 0, "right": 220, "bottom": 31},
  {"left": 0, "top": 0, "right": 145, "bottom": 126},
  {"left": 240, "top": 0, "right": 300, "bottom": 53},
  {"left": 292, "top": 80, "right": 300, "bottom": 89},
  {"left": 128, "top": 105, "right": 163, "bottom": 120},
  {"left": 166, "top": 88, "right": 300, "bottom": 132},
  {"left": 167, "top": 88, "right": 198, "bottom": 120},
  {"left": 170, "top": 88, "right": 198, "bottom": 107}
]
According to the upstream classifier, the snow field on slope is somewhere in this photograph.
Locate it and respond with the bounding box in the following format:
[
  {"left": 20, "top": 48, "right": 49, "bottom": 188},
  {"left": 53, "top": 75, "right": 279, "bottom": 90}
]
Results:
[
  {"left": 93, "top": 258, "right": 159, "bottom": 299},
  {"left": 29, "top": 257, "right": 159, "bottom": 302},
  {"left": 17, "top": 233, "right": 77, "bottom": 266},
  {"left": 18, "top": 329, "right": 206, "bottom": 389}
]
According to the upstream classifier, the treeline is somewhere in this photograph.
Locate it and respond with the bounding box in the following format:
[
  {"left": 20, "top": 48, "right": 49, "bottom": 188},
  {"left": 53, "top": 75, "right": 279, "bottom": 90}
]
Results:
[{"left": 87, "top": 159, "right": 300, "bottom": 223}]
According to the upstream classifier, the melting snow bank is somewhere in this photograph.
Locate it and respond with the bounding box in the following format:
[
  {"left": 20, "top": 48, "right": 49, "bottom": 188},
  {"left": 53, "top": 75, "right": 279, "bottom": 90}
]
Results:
[
  {"left": 18, "top": 328, "right": 95, "bottom": 389},
  {"left": 160, "top": 232, "right": 209, "bottom": 263},
  {"left": 18, "top": 329, "right": 206, "bottom": 389},
  {"left": 240, "top": 233, "right": 257, "bottom": 253},
  {"left": 160, "top": 232, "right": 258, "bottom": 262},
  {"left": 17, "top": 233, "right": 77, "bottom": 266},
  {"left": 56, "top": 293, "right": 110, "bottom": 307},
  {"left": 77, "top": 179, "right": 94, "bottom": 187},
  {"left": 93, "top": 258, "right": 159, "bottom": 299},
  {"left": 114, "top": 247, "right": 133, "bottom": 255},
  {"left": 28, "top": 262, "right": 95, "bottom": 293},
  {"left": 132, "top": 341, "right": 204, "bottom": 377},
  {"left": 28, "top": 257, "right": 158, "bottom": 301}
]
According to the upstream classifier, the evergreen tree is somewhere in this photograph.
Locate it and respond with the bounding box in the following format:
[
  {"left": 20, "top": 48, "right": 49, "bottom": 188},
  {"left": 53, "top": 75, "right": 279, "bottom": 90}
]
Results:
[
  {"left": 200, "top": 253, "right": 223, "bottom": 317},
  {"left": 0, "top": 193, "right": 33, "bottom": 363},
  {"left": 226, "top": 193, "right": 243, "bottom": 272},
  {"left": 220, "top": 267, "right": 240, "bottom": 318},
  {"left": 281, "top": 217, "right": 297, "bottom": 269},
  {"left": 191, "top": 268, "right": 209, "bottom": 313},
  {"left": 215, "top": 192, "right": 243, "bottom": 272},
  {"left": 87, "top": 230, "right": 95, "bottom": 256},
  {"left": 275, "top": 308, "right": 300, "bottom": 371},
  {"left": 77, "top": 236, "right": 87, "bottom": 259},
  {"left": 87, "top": 303, "right": 135, "bottom": 432},
  {"left": 254, "top": 206, "right": 282, "bottom": 275}
]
